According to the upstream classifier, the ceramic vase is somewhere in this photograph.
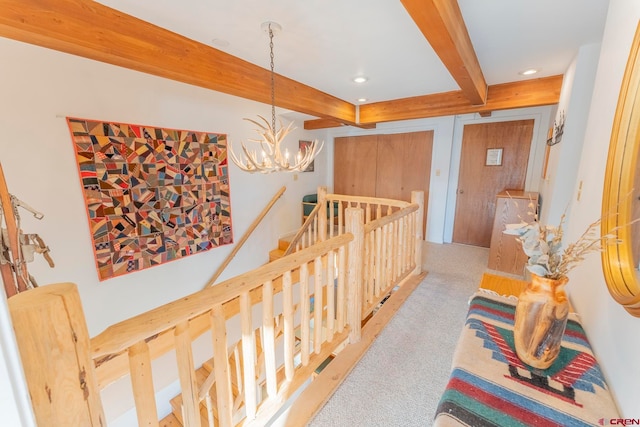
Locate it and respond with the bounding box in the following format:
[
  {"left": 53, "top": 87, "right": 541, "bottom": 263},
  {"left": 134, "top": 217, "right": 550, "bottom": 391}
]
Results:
[{"left": 513, "top": 273, "right": 570, "bottom": 369}]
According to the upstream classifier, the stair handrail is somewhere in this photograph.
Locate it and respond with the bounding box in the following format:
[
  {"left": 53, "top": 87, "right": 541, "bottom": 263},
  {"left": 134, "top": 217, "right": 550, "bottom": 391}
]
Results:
[
  {"left": 91, "top": 233, "right": 352, "bottom": 359},
  {"left": 205, "top": 185, "right": 286, "bottom": 288},
  {"left": 283, "top": 200, "right": 323, "bottom": 256}
]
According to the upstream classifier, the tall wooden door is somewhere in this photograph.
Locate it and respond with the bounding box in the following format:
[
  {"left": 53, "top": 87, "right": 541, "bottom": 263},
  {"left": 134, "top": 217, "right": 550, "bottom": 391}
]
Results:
[
  {"left": 453, "top": 120, "right": 534, "bottom": 247},
  {"left": 376, "top": 131, "right": 432, "bottom": 230},
  {"left": 334, "top": 135, "right": 378, "bottom": 197}
]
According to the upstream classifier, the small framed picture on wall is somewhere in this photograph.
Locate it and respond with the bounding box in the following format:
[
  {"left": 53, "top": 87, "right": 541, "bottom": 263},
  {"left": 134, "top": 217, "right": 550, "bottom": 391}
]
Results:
[
  {"left": 485, "top": 148, "right": 503, "bottom": 166},
  {"left": 299, "top": 140, "right": 315, "bottom": 172}
]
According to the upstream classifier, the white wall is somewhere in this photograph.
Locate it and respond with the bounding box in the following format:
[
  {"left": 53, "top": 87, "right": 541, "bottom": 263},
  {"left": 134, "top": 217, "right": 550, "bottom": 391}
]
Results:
[
  {"left": 0, "top": 291, "right": 36, "bottom": 427},
  {"left": 0, "top": 37, "right": 326, "bottom": 424},
  {"left": 538, "top": 43, "right": 601, "bottom": 225},
  {"left": 562, "top": 2, "right": 640, "bottom": 417}
]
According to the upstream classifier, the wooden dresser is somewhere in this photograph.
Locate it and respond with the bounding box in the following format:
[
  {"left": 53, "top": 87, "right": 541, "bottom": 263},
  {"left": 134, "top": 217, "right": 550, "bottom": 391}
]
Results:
[{"left": 487, "top": 190, "right": 538, "bottom": 275}]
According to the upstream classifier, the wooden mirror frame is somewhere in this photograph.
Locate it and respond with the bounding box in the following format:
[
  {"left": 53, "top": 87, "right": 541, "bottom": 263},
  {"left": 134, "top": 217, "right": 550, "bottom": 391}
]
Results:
[{"left": 602, "top": 22, "right": 640, "bottom": 316}]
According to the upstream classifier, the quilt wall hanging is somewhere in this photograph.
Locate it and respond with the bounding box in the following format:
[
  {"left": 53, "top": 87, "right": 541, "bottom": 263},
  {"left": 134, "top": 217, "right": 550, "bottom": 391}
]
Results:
[{"left": 67, "top": 118, "right": 233, "bottom": 281}]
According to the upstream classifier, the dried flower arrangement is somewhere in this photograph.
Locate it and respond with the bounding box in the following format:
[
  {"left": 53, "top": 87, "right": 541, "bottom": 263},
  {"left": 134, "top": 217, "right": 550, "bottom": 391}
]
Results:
[{"left": 504, "top": 202, "right": 619, "bottom": 280}]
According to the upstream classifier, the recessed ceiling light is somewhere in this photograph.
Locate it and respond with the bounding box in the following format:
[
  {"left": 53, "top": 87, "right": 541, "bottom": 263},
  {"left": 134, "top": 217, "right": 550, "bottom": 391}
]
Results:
[
  {"left": 357, "top": 98, "right": 368, "bottom": 103},
  {"left": 212, "top": 38, "right": 230, "bottom": 48},
  {"left": 353, "top": 76, "right": 369, "bottom": 84},
  {"left": 519, "top": 68, "right": 539, "bottom": 76}
]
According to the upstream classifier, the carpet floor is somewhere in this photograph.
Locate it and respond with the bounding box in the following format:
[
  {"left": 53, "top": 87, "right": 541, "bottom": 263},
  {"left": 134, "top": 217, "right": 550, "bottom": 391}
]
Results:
[{"left": 308, "top": 242, "right": 494, "bottom": 427}]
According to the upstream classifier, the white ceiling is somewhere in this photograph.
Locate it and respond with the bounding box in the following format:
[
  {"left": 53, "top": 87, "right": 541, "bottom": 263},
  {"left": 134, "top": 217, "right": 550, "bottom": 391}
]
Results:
[{"left": 97, "top": 0, "right": 610, "bottom": 109}]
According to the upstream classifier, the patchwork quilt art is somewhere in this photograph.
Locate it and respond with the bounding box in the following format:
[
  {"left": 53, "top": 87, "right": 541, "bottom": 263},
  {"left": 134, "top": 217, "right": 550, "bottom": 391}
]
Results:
[{"left": 67, "top": 118, "right": 233, "bottom": 280}]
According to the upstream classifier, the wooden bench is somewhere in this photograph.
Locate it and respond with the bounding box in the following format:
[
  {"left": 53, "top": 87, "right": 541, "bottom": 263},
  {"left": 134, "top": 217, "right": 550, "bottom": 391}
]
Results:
[{"left": 434, "top": 273, "right": 619, "bottom": 426}]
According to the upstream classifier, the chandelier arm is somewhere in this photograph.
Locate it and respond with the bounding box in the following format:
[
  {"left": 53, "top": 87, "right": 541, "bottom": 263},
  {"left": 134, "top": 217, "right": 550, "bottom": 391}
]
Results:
[
  {"left": 228, "top": 144, "right": 252, "bottom": 172},
  {"left": 229, "top": 22, "right": 322, "bottom": 174},
  {"left": 240, "top": 144, "right": 263, "bottom": 170}
]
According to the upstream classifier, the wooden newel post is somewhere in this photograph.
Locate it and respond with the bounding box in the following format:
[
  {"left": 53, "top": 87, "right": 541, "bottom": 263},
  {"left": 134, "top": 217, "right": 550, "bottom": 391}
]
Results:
[
  {"left": 8, "top": 283, "right": 105, "bottom": 426},
  {"left": 317, "top": 186, "right": 328, "bottom": 242},
  {"left": 411, "top": 191, "right": 424, "bottom": 275},
  {"left": 345, "top": 207, "right": 364, "bottom": 343}
]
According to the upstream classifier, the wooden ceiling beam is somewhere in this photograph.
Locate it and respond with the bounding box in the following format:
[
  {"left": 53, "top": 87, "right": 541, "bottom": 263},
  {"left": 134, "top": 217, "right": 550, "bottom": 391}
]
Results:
[
  {"left": 358, "top": 75, "right": 563, "bottom": 124},
  {"left": 303, "top": 119, "right": 376, "bottom": 130},
  {"left": 400, "top": 0, "right": 487, "bottom": 105},
  {"left": 0, "top": 0, "right": 357, "bottom": 125}
]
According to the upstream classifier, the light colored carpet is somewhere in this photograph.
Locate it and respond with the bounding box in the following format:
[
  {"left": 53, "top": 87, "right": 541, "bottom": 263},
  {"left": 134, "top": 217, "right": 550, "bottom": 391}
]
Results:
[{"left": 308, "top": 242, "right": 492, "bottom": 427}]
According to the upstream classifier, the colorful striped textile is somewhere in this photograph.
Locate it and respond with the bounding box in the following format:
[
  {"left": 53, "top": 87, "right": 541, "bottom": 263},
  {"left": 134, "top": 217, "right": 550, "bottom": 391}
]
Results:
[{"left": 434, "top": 291, "right": 619, "bottom": 426}]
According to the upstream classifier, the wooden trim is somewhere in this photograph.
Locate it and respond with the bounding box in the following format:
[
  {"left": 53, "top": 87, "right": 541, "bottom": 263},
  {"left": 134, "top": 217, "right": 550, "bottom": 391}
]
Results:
[
  {"left": 0, "top": 0, "right": 356, "bottom": 124},
  {"left": 400, "top": 0, "right": 487, "bottom": 105},
  {"left": 359, "top": 76, "right": 563, "bottom": 124}
]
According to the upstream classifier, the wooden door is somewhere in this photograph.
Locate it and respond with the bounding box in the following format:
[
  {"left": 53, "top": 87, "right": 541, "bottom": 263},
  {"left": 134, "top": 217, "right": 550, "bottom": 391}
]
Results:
[
  {"left": 376, "top": 131, "right": 432, "bottom": 230},
  {"left": 453, "top": 120, "right": 534, "bottom": 247},
  {"left": 334, "top": 135, "right": 378, "bottom": 197}
]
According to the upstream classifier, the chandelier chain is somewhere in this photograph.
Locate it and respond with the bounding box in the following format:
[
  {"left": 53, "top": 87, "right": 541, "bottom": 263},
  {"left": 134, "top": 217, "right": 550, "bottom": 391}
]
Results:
[
  {"left": 269, "top": 25, "right": 276, "bottom": 133},
  {"left": 228, "top": 21, "right": 324, "bottom": 173}
]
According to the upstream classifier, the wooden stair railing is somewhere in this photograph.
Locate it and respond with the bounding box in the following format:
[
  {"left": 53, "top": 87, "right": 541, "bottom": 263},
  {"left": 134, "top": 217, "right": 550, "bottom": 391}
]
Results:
[
  {"left": 8, "top": 195, "right": 425, "bottom": 427},
  {"left": 206, "top": 186, "right": 286, "bottom": 287},
  {"left": 284, "top": 187, "right": 425, "bottom": 319}
]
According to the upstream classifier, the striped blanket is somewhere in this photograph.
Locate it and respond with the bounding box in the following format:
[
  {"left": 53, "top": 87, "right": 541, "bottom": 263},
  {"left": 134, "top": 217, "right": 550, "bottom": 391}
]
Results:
[{"left": 434, "top": 291, "right": 619, "bottom": 426}]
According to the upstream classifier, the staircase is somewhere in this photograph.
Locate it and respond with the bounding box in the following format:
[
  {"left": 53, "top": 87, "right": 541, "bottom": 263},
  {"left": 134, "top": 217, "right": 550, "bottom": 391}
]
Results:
[
  {"left": 268, "top": 232, "right": 296, "bottom": 262},
  {"left": 160, "top": 333, "right": 256, "bottom": 426}
]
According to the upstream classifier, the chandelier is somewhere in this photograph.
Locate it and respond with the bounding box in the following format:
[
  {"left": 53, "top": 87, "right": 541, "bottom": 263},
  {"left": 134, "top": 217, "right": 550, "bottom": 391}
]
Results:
[{"left": 228, "top": 22, "right": 323, "bottom": 173}]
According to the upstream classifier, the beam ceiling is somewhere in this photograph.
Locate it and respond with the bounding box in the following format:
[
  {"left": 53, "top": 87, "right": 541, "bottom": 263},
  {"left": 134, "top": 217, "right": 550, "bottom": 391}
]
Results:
[
  {"left": 0, "top": 0, "right": 356, "bottom": 125},
  {"left": 400, "top": 0, "right": 488, "bottom": 106},
  {"left": 0, "top": 0, "right": 561, "bottom": 130}
]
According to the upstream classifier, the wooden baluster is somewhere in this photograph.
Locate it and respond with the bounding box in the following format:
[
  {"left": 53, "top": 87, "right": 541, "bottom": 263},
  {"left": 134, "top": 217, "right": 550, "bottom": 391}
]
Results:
[
  {"left": 283, "top": 271, "right": 295, "bottom": 381},
  {"left": 389, "top": 221, "right": 400, "bottom": 285},
  {"left": 365, "top": 203, "right": 371, "bottom": 224},
  {"left": 326, "top": 250, "right": 335, "bottom": 341},
  {"left": 365, "top": 231, "right": 374, "bottom": 307},
  {"left": 262, "top": 280, "right": 278, "bottom": 399},
  {"left": 239, "top": 291, "right": 257, "bottom": 420},
  {"left": 376, "top": 204, "right": 382, "bottom": 222},
  {"left": 337, "top": 201, "right": 343, "bottom": 233},
  {"left": 412, "top": 191, "right": 424, "bottom": 274},
  {"left": 313, "top": 256, "right": 323, "bottom": 353},
  {"left": 314, "top": 213, "right": 318, "bottom": 243},
  {"left": 375, "top": 227, "right": 383, "bottom": 299},
  {"left": 300, "top": 262, "right": 311, "bottom": 365},
  {"left": 174, "top": 321, "right": 201, "bottom": 427},
  {"left": 409, "top": 212, "right": 422, "bottom": 268},
  {"left": 318, "top": 186, "right": 327, "bottom": 242},
  {"left": 380, "top": 224, "right": 388, "bottom": 297},
  {"left": 205, "top": 393, "right": 214, "bottom": 427},
  {"left": 211, "top": 304, "right": 233, "bottom": 427},
  {"left": 387, "top": 223, "right": 394, "bottom": 293},
  {"left": 394, "top": 219, "right": 400, "bottom": 280},
  {"left": 336, "top": 246, "right": 346, "bottom": 332},
  {"left": 401, "top": 216, "right": 408, "bottom": 272},
  {"left": 329, "top": 198, "right": 335, "bottom": 238},
  {"left": 129, "top": 341, "right": 159, "bottom": 427},
  {"left": 346, "top": 208, "right": 364, "bottom": 342}
]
